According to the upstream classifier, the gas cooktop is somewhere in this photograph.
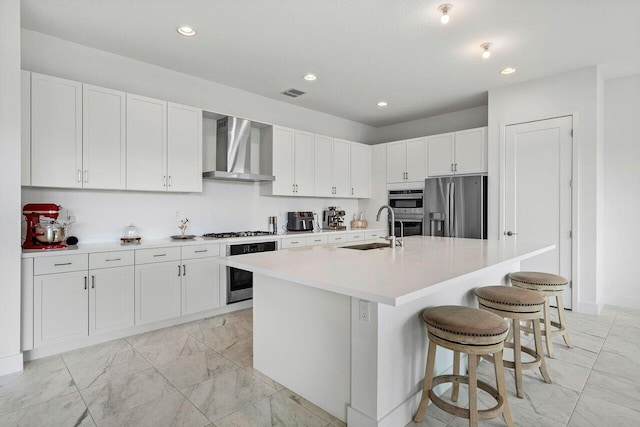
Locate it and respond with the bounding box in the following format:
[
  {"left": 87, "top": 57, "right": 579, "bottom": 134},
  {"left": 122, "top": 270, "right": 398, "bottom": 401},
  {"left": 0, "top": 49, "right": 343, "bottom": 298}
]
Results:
[{"left": 202, "top": 231, "right": 274, "bottom": 239}]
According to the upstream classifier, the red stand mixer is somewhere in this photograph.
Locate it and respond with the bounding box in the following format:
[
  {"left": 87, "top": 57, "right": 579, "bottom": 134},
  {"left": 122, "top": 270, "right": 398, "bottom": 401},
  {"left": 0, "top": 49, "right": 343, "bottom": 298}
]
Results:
[{"left": 22, "top": 203, "right": 68, "bottom": 250}]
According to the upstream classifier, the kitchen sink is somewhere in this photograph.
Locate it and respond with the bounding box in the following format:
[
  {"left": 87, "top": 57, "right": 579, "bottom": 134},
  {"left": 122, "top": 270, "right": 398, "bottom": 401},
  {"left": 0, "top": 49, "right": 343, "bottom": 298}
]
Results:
[{"left": 342, "top": 242, "right": 391, "bottom": 250}]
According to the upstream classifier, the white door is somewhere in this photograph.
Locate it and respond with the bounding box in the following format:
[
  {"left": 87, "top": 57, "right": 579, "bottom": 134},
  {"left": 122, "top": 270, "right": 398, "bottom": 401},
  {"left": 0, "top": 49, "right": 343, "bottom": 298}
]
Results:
[
  {"left": 126, "top": 94, "right": 167, "bottom": 191},
  {"left": 455, "top": 127, "right": 486, "bottom": 174},
  {"left": 83, "top": 84, "right": 126, "bottom": 189},
  {"left": 350, "top": 142, "right": 371, "bottom": 198},
  {"left": 31, "top": 73, "right": 83, "bottom": 188},
  {"left": 34, "top": 271, "right": 88, "bottom": 347},
  {"left": 406, "top": 137, "right": 427, "bottom": 182},
  {"left": 505, "top": 116, "right": 573, "bottom": 308},
  {"left": 271, "top": 126, "right": 295, "bottom": 195},
  {"left": 333, "top": 139, "right": 351, "bottom": 197},
  {"left": 314, "top": 134, "right": 334, "bottom": 197},
  {"left": 428, "top": 133, "right": 454, "bottom": 176},
  {"left": 386, "top": 140, "right": 406, "bottom": 183},
  {"left": 293, "top": 130, "right": 315, "bottom": 196},
  {"left": 21, "top": 70, "right": 31, "bottom": 186},
  {"left": 89, "top": 266, "right": 135, "bottom": 335},
  {"left": 135, "top": 261, "right": 181, "bottom": 325},
  {"left": 181, "top": 258, "right": 220, "bottom": 315},
  {"left": 167, "top": 103, "right": 202, "bottom": 192}
]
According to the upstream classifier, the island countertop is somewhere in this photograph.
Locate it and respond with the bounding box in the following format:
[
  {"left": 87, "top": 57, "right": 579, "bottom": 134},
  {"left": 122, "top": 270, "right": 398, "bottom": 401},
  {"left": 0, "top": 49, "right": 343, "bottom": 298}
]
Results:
[{"left": 224, "top": 236, "right": 554, "bottom": 306}]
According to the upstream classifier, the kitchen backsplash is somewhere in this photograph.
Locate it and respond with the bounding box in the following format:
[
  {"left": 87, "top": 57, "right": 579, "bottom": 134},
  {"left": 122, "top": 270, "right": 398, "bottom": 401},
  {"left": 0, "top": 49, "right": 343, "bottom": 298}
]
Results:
[{"left": 21, "top": 181, "right": 364, "bottom": 243}]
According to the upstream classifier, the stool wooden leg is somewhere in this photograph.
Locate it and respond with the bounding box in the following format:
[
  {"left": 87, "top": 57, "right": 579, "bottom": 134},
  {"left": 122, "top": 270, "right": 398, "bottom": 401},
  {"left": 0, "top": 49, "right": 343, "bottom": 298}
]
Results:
[
  {"left": 451, "top": 350, "right": 460, "bottom": 402},
  {"left": 556, "top": 293, "right": 573, "bottom": 348},
  {"left": 512, "top": 319, "right": 524, "bottom": 398},
  {"left": 468, "top": 354, "right": 478, "bottom": 427},
  {"left": 414, "top": 341, "right": 437, "bottom": 422},
  {"left": 543, "top": 298, "right": 554, "bottom": 358},
  {"left": 494, "top": 350, "right": 514, "bottom": 427},
  {"left": 533, "top": 319, "right": 552, "bottom": 383}
]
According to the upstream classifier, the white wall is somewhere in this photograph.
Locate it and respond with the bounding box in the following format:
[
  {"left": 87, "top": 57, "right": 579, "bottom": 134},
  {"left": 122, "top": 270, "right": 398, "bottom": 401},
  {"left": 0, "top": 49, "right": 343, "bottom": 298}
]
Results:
[
  {"left": 488, "top": 67, "right": 601, "bottom": 314},
  {"left": 603, "top": 74, "right": 640, "bottom": 309},
  {"left": 370, "top": 106, "right": 488, "bottom": 144},
  {"left": 0, "top": 0, "right": 23, "bottom": 375}
]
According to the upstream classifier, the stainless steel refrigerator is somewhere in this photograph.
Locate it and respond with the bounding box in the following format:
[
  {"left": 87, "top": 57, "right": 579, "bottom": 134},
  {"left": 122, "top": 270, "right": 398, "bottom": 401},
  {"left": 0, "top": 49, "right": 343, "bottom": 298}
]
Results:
[{"left": 424, "top": 175, "right": 487, "bottom": 239}]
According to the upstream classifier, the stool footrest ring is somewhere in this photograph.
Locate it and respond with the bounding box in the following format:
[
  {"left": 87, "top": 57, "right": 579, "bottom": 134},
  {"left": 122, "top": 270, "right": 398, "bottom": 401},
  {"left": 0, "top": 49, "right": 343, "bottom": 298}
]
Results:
[
  {"left": 429, "top": 374, "right": 505, "bottom": 421},
  {"left": 521, "top": 318, "right": 566, "bottom": 336}
]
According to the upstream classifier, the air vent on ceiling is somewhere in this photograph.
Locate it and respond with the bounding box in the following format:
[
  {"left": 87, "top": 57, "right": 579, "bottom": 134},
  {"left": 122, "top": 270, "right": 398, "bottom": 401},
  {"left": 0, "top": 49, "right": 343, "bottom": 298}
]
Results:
[{"left": 281, "top": 88, "right": 306, "bottom": 98}]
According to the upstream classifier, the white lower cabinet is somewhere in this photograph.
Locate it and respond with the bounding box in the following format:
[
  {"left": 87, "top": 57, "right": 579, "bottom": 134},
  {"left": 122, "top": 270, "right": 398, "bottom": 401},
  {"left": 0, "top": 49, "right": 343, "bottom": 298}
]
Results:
[
  {"left": 89, "top": 266, "right": 134, "bottom": 336},
  {"left": 34, "top": 271, "right": 88, "bottom": 348},
  {"left": 181, "top": 258, "right": 220, "bottom": 315},
  {"left": 135, "top": 260, "right": 182, "bottom": 325}
]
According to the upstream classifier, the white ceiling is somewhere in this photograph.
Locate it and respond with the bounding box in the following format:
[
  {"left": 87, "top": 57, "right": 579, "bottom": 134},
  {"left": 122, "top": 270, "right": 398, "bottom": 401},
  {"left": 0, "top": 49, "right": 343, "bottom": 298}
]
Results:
[{"left": 21, "top": 0, "right": 640, "bottom": 127}]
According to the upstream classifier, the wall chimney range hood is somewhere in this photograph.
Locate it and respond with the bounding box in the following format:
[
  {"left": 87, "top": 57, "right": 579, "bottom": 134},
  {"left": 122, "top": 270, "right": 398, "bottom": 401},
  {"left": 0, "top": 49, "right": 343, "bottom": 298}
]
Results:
[{"left": 202, "top": 116, "right": 275, "bottom": 182}]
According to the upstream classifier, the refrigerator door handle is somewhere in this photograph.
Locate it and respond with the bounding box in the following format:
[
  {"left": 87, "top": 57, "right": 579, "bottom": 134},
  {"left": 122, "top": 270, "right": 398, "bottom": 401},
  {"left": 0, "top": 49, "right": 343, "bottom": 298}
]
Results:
[{"left": 449, "top": 181, "right": 456, "bottom": 237}]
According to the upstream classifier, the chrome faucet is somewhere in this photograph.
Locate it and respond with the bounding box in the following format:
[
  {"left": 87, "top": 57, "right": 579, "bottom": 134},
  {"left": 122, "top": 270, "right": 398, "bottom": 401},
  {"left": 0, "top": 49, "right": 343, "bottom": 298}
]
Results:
[{"left": 376, "top": 205, "right": 402, "bottom": 248}]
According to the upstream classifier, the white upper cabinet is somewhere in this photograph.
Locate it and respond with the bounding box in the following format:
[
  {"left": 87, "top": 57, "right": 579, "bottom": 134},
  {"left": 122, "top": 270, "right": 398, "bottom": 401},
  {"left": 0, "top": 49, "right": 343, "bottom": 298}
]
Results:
[
  {"left": 266, "top": 126, "right": 295, "bottom": 195},
  {"left": 126, "top": 94, "right": 167, "bottom": 191},
  {"left": 428, "top": 127, "right": 487, "bottom": 176},
  {"left": 350, "top": 142, "right": 371, "bottom": 198},
  {"left": 167, "top": 102, "right": 203, "bottom": 192},
  {"left": 21, "top": 70, "right": 31, "bottom": 186},
  {"left": 31, "top": 73, "right": 83, "bottom": 188},
  {"left": 82, "top": 84, "right": 126, "bottom": 189},
  {"left": 386, "top": 138, "right": 426, "bottom": 183},
  {"left": 293, "top": 130, "right": 315, "bottom": 196},
  {"left": 314, "top": 134, "right": 334, "bottom": 197},
  {"left": 333, "top": 139, "right": 351, "bottom": 197}
]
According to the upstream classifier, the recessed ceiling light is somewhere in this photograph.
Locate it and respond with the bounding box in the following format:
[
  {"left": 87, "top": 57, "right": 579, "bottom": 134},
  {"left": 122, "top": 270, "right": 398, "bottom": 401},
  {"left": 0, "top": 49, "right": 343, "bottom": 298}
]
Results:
[
  {"left": 481, "top": 42, "right": 493, "bottom": 59},
  {"left": 438, "top": 4, "right": 452, "bottom": 24},
  {"left": 500, "top": 67, "right": 517, "bottom": 75},
  {"left": 377, "top": 101, "right": 388, "bottom": 107},
  {"left": 177, "top": 26, "right": 196, "bottom": 37},
  {"left": 304, "top": 74, "right": 317, "bottom": 81}
]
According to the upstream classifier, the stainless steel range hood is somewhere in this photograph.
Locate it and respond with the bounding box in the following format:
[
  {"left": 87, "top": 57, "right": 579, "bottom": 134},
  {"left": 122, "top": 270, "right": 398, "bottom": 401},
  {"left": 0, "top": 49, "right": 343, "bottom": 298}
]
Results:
[{"left": 202, "top": 116, "right": 275, "bottom": 182}]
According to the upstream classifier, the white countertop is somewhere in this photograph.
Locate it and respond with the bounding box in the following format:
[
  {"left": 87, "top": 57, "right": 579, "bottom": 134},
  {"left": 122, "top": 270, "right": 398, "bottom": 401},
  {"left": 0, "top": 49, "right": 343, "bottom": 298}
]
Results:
[
  {"left": 224, "top": 236, "right": 555, "bottom": 306},
  {"left": 21, "top": 228, "right": 385, "bottom": 258}
]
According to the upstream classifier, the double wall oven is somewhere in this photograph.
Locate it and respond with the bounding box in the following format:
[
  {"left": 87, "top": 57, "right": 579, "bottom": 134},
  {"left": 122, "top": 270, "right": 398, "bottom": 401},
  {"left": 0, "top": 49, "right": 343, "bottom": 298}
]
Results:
[{"left": 388, "top": 189, "right": 425, "bottom": 237}]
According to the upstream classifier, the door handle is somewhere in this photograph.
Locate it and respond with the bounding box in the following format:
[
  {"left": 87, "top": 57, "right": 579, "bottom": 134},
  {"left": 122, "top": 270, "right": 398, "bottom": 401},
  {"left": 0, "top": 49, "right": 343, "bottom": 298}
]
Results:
[
  {"left": 84, "top": 170, "right": 88, "bottom": 183},
  {"left": 168, "top": 176, "right": 172, "bottom": 187},
  {"left": 178, "top": 265, "right": 181, "bottom": 276},
  {"left": 77, "top": 170, "right": 82, "bottom": 183},
  {"left": 91, "top": 275, "right": 95, "bottom": 289},
  {"left": 163, "top": 176, "right": 167, "bottom": 187},
  {"left": 504, "top": 231, "right": 518, "bottom": 236},
  {"left": 84, "top": 276, "right": 87, "bottom": 290},
  {"left": 183, "top": 265, "right": 186, "bottom": 276}
]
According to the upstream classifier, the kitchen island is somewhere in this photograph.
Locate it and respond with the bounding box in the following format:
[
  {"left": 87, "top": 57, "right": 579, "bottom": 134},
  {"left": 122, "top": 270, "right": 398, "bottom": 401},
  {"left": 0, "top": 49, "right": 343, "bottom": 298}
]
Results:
[{"left": 224, "top": 236, "right": 554, "bottom": 427}]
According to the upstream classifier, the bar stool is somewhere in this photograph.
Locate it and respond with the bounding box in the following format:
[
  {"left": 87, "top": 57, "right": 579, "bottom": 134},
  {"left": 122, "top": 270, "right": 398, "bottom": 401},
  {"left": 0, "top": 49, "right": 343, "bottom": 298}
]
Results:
[
  {"left": 475, "top": 286, "right": 552, "bottom": 398},
  {"left": 508, "top": 272, "right": 573, "bottom": 358},
  {"left": 414, "top": 305, "right": 513, "bottom": 427}
]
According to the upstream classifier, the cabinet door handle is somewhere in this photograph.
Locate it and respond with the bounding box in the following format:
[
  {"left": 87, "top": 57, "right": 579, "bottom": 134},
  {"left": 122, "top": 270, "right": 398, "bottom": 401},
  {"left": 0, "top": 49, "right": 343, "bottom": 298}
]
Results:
[
  {"left": 351, "top": 188, "right": 354, "bottom": 195},
  {"left": 163, "top": 176, "right": 167, "bottom": 187},
  {"left": 292, "top": 184, "right": 295, "bottom": 193},
  {"left": 454, "top": 163, "right": 458, "bottom": 172},
  {"left": 105, "top": 258, "right": 121, "bottom": 262},
  {"left": 54, "top": 262, "right": 72, "bottom": 266},
  {"left": 178, "top": 265, "right": 181, "bottom": 276},
  {"left": 168, "top": 176, "right": 172, "bottom": 187},
  {"left": 194, "top": 249, "right": 208, "bottom": 253},
  {"left": 84, "top": 276, "right": 87, "bottom": 290},
  {"left": 183, "top": 265, "right": 186, "bottom": 276},
  {"left": 153, "top": 253, "right": 167, "bottom": 257},
  {"left": 91, "top": 275, "right": 95, "bottom": 289},
  {"left": 77, "top": 170, "right": 82, "bottom": 183},
  {"left": 291, "top": 241, "right": 299, "bottom": 244},
  {"left": 84, "top": 170, "right": 88, "bottom": 183}
]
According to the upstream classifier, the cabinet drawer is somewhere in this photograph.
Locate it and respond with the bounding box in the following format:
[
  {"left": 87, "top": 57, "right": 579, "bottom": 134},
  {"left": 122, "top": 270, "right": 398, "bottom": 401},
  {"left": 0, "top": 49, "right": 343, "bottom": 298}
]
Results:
[
  {"left": 365, "top": 230, "right": 384, "bottom": 240},
  {"left": 327, "top": 234, "right": 348, "bottom": 244},
  {"left": 281, "top": 238, "right": 307, "bottom": 249},
  {"left": 135, "top": 247, "right": 181, "bottom": 264},
  {"left": 90, "top": 250, "right": 134, "bottom": 269},
  {"left": 34, "top": 254, "right": 88, "bottom": 275},
  {"left": 348, "top": 232, "right": 365, "bottom": 241},
  {"left": 182, "top": 243, "right": 220, "bottom": 260},
  {"left": 306, "top": 235, "right": 328, "bottom": 246}
]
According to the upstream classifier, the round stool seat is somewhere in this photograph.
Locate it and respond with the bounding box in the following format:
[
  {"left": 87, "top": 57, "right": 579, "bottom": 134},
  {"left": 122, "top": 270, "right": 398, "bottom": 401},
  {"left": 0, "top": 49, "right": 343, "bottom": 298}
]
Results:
[
  {"left": 508, "top": 271, "right": 568, "bottom": 292},
  {"left": 475, "top": 286, "right": 545, "bottom": 313},
  {"left": 423, "top": 305, "right": 508, "bottom": 346}
]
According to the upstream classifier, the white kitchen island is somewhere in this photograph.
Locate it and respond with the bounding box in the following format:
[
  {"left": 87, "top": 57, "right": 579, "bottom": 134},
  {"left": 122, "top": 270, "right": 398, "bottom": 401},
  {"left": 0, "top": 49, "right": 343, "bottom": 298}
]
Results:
[{"left": 224, "top": 236, "right": 554, "bottom": 427}]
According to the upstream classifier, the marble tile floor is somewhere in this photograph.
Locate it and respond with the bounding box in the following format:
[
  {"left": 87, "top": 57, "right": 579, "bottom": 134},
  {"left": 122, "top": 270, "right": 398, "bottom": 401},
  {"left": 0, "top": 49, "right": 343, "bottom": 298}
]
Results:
[{"left": 0, "top": 305, "right": 638, "bottom": 426}]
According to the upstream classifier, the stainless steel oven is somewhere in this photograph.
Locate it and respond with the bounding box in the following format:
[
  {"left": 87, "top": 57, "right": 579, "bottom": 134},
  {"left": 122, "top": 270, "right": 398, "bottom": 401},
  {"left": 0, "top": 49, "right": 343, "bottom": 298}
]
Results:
[
  {"left": 389, "top": 189, "right": 425, "bottom": 237},
  {"left": 226, "top": 240, "right": 277, "bottom": 304}
]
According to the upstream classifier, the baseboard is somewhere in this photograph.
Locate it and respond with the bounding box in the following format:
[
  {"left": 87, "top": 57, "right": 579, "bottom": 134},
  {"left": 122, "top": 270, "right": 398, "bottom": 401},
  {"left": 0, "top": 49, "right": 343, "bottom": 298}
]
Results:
[
  {"left": 576, "top": 300, "right": 603, "bottom": 315},
  {"left": 0, "top": 352, "right": 23, "bottom": 377},
  {"left": 604, "top": 294, "right": 640, "bottom": 311}
]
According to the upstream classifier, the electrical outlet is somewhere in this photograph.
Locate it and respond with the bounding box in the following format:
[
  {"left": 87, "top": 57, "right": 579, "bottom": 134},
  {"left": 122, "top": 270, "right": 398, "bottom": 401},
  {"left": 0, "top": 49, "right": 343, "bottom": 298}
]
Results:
[{"left": 359, "top": 300, "right": 370, "bottom": 322}]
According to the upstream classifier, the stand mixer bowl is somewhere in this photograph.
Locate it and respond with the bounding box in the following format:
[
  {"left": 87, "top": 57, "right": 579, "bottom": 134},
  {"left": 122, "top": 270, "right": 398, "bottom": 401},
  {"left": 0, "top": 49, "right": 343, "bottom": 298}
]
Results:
[{"left": 34, "top": 222, "right": 66, "bottom": 244}]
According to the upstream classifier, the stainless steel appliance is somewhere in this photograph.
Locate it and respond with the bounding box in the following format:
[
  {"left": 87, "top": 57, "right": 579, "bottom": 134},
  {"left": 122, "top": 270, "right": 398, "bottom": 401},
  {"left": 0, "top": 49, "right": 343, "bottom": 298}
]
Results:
[
  {"left": 226, "top": 240, "right": 277, "bottom": 303},
  {"left": 425, "top": 175, "right": 487, "bottom": 239},
  {"left": 268, "top": 216, "right": 277, "bottom": 234},
  {"left": 202, "top": 116, "right": 275, "bottom": 182},
  {"left": 388, "top": 189, "right": 425, "bottom": 237},
  {"left": 322, "top": 207, "right": 346, "bottom": 230},
  {"left": 287, "top": 211, "right": 314, "bottom": 232}
]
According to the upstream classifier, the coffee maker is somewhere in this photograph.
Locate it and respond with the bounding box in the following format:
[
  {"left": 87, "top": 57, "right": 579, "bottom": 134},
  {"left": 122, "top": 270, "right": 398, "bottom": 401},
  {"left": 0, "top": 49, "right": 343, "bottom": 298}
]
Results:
[
  {"left": 22, "top": 203, "right": 68, "bottom": 250},
  {"left": 322, "top": 206, "right": 346, "bottom": 230}
]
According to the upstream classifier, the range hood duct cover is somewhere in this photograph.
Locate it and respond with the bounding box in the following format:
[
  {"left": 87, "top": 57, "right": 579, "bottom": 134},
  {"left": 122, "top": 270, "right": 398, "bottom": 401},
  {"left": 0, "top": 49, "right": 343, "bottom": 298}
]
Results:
[{"left": 202, "top": 116, "right": 275, "bottom": 182}]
